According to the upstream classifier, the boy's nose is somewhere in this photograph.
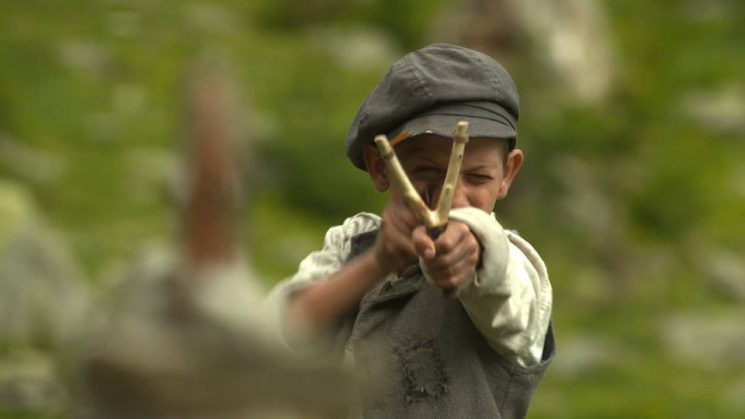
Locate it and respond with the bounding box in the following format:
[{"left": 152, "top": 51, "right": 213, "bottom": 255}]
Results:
[{"left": 451, "top": 180, "right": 469, "bottom": 208}]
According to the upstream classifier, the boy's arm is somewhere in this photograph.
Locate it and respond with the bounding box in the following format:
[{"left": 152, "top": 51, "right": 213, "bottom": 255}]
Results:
[
  {"left": 430, "top": 207, "right": 552, "bottom": 367},
  {"left": 270, "top": 203, "right": 422, "bottom": 342},
  {"left": 288, "top": 250, "right": 387, "bottom": 336},
  {"left": 267, "top": 213, "right": 381, "bottom": 342}
]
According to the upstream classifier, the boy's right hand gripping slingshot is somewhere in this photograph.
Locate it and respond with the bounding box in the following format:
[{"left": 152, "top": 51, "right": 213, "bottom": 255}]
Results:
[{"left": 374, "top": 121, "right": 470, "bottom": 295}]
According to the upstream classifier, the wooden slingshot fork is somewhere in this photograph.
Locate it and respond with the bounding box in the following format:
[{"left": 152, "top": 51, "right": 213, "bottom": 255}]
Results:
[{"left": 374, "top": 121, "right": 470, "bottom": 239}]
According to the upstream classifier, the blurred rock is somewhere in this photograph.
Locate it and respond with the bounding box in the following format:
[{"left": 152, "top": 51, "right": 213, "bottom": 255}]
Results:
[
  {"left": 517, "top": 0, "right": 617, "bottom": 104},
  {"left": 697, "top": 248, "right": 745, "bottom": 302},
  {"left": 683, "top": 0, "right": 732, "bottom": 24},
  {"left": 517, "top": 0, "right": 618, "bottom": 104},
  {"left": 0, "top": 179, "right": 89, "bottom": 349},
  {"left": 0, "top": 134, "right": 67, "bottom": 185},
  {"left": 553, "top": 155, "right": 615, "bottom": 238},
  {"left": 662, "top": 309, "right": 745, "bottom": 369},
  {"left": 184, "top": 2, "right": 241, "bottom": 37},
  {"left": 682, "top": 84, "right": 745, "bottom": 134},
  {"left": 0, "top": 179, "right": 89, "bottom": 415},
  {"left": 107, "top": 10, "right": 141, "bottom": 39},
  {"left": 548, "top": 333, "right": 628, "bottom": 378},
  {"left": 0, "top": 350, "right": 67, "bottom": 412},
  {"left": 443, "top": 0, "right": 617, "bottom": 104},
  {"left": 124, "top": 147, "right": 179, "bottom": 205},
  {"left": 436, "top": 0, "right": 523, "bottom": 60},
  {"left": 550, "top": 155, "right": 634, "bottom": 285},
  {"left": 56, "top": 39, "right": 111, "bottom": 79},
  {"left": 307, "top": 26, "right": 398, "bottom": 70}
]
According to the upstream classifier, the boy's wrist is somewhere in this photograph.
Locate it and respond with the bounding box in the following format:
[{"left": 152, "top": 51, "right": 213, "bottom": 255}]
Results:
[{"left": 366, "top": 247, "right": 393, "bottom": 279}]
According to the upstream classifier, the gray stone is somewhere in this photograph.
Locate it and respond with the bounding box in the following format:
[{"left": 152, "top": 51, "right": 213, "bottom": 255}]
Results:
[
  {"left": 699, "top": 249, "right": 745, "bottom": 302},
  {"left": 682, "top": 84, "right": 745, "bottom": 134},
  {"left": 0, "top": 180, "right": 89, "bottom": 415},
  {"left": 0, "top": 179, "right": 89, "bottom": 349},
  {"left": 548, "top": 333, "right": 628, "bottom": 378},
  {"left": 0, "top": 350, "right": 67, "bottom": 412},
  {"left": 662, "top": 309, "right": 745, "bottom": 369}
]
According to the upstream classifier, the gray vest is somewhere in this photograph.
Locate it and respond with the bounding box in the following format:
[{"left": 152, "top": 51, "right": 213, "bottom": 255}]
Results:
[{"left": 335, "top": 230, "right": 556, "bottom": 419}]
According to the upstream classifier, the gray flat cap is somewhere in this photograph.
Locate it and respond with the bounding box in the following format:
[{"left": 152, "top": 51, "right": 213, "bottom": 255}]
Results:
[{"left": 345, "top": 43, "right": 520, "bottom": 170}]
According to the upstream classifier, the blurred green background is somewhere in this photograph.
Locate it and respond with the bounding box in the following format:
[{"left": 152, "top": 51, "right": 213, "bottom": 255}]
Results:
[{"left": 2, "top": 0, "right": 745, "bottom": 417}]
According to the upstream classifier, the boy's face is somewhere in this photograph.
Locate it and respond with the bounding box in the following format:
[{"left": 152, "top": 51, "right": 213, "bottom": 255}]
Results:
[{"left": 365, "top": 134, "right": 524, "bottom": 213}]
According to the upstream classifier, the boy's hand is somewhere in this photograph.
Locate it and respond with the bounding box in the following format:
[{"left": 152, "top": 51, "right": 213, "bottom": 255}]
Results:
[
  {"left": 373, "top": 200, "right": 421, "bottom": 274},
  {"left": 412, "top": 221, "right": 481, "bottom": 293}
]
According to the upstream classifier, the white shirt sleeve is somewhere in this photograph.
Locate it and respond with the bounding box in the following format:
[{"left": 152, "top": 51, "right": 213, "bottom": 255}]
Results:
[
  {"left": 292, "top": 212, "right": 380, "bottom": 283},
  {"left": 265, "top": 212, "right": 381, "bottom": 326},
  {"left": 445, "top": 207, "right": 553, "bottom": 367}
]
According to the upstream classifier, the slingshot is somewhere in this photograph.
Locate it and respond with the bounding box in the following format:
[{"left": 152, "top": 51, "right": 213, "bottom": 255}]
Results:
[{"left": 374, "top": 121, "right": 470, "bottom": 238}]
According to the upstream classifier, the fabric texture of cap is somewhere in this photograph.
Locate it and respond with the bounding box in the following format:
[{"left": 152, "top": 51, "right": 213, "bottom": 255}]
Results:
[{"left": 345, "top": 43, "right": 520, "bottom": 170}]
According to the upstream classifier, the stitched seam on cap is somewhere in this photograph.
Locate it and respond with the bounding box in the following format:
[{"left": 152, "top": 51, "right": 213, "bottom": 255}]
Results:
[
  {"left": 405, "top": 55, "right": 432, "bottom": 104},
  {"left": 469, "top": 49, "right": 501, "bottom": 96}
]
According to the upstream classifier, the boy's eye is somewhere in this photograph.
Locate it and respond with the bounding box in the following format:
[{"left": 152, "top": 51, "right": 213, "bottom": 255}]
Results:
[
  {"left": 412, "top": 167, "right": 444, "bottom": 179},
  {"left": 466, "top": 173, "right": 494, "bottom": 183}
]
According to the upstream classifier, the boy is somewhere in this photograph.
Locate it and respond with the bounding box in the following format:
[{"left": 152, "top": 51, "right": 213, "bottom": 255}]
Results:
[{"left": 271, "top": 43, "right": 555, "bottom": 419}]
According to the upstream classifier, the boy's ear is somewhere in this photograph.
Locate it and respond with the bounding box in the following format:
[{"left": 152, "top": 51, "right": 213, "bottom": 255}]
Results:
[
  {"left": 363, "top": 145, "right": 389, "bottom": 192},
  {"left": 498, "top": 148, "right": 524, "bottom": 199}
]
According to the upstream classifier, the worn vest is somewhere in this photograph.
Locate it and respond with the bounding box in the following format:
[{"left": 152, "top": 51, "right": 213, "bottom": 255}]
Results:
[{"left": 335, "top": 230, "right": 556, "bottom": 419}]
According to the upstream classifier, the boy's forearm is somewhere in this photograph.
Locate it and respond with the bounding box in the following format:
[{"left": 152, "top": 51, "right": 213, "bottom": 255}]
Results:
[{"left": 288, "top": 250, "right": 388, "bottom": 336}]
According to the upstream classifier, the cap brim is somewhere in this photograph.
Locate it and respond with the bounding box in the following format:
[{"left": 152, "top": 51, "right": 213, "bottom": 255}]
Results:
[
  {"left": 388, "top": 101, "right": 517, "bottom": 143},
  {"left": 389, "top": 113, "right": 516, "bottom": 141}
]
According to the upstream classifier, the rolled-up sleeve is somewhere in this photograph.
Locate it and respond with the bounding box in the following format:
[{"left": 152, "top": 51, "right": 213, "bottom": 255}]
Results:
[{"left": 447, "top": 207, "right": 553, "bottom": 367}]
